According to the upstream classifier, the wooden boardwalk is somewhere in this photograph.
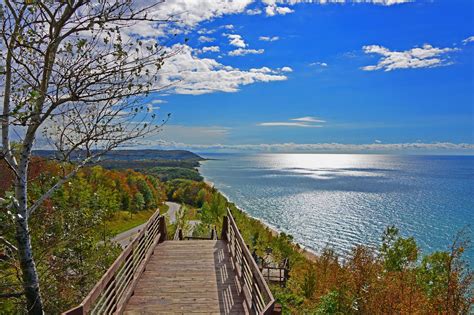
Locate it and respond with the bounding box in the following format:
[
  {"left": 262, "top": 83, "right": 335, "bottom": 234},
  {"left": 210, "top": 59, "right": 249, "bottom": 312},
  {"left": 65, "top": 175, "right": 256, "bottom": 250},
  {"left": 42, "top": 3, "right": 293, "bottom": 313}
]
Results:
[
  {"left": 124, "top": 240, "right": 248, "bottom": 315},
  {"left": 64, "top": 210, "right": 278, "bottom": 315}
]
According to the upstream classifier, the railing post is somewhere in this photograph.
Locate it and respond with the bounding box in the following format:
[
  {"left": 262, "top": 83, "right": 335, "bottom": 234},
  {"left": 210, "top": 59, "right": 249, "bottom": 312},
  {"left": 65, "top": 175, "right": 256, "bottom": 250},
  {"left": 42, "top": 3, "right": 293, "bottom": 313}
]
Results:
[
  {"left": 178, "top": 228, "right": 183, "bottom": 240},
  {"left": 63, "top": 306, "right": 84, "bottom": 315},
  {"left": 210, "top": 228, "right": 215, "bottom": 240},
  {"left": 110, "top": 275, "right": 117, "bottom": 313},
  {"left": 159, "top": 216, "right": 167, "bottom": 242},
  {"left": 272, "top": 303, "right": 282, "bottom": 315},
  {"left": 63, "top": 212, "right": 165, "bottom": 315},
  {"left": 221, "top": 216, "right": 228, "bottom": 241}
]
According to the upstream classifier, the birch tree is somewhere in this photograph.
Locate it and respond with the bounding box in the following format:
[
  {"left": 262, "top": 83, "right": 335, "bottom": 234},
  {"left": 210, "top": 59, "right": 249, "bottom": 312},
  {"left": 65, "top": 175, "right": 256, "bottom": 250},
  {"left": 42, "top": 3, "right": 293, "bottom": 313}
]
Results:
[{"left": 0, "top": 1, "right": 173, "bottom": 313}]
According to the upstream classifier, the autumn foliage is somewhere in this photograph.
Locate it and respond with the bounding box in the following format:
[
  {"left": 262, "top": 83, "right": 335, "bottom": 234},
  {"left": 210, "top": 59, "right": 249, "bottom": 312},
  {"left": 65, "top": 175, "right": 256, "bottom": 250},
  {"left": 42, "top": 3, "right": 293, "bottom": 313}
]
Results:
[
  {"left": 231, "top": 205, "right": 473, "bottom": 314},
  {"left": 0, "top": 158, "right": 166, "bottom": 313}
]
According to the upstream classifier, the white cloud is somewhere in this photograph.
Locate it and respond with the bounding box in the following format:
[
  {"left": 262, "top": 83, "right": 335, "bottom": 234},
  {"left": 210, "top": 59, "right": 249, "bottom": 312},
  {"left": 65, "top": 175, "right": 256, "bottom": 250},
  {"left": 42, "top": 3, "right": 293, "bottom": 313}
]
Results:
[
  {"left": 200, "top": 46, "right": 221, "bottom": 53},
  {"left": 362, "top": 44, "right": 458, "bottom": 71},
  {"left": 158, "top": 44, "right": 287, "bottom": 95},
  {"left": 147, "top": 104, "right": 161, "bottom": 111},
  {"left": 292, "top": 116, "right": 326, "bottom": 123},
  {"left": 259, "top": 116, "right": 326, "bottom": 127},
  {"left": 150, "top": 0, "right": 253, "bottom": 29},
  {"left": 259, "top": 36, "right": 280, "bottom": 42},
  {"left": 247, "top": 8, "right": 263, "bottom": 15},
  {"left": 120, "top": 1, "right": 254, "bottom": 39},
  {"left": 226, "top": 34, "right": 247, "bottom": 48},
  {"left": 374, "top": 139, "right": 382, "bottom": 143},
  {"left": 262, "top": 0, "right": 411, "bottom": 6},
  {"left": 354, "top": 0, "right": 411, "bottom": 4},
  {"left": 258, "top": 122, "right": 323, "bottom": 127},
  {"left": 124, "top": 0, "right": 413, "bottom": 38},
  {"left": 197, "top": 28, "right": 216, "bottom": 35},
  {"left": 309, "top": 61, "right": 328, "bottom": 67},
  {"left": 229, "top": 48, "right": 265, "bottom": 56},
  {"left": 152, "top": 99, "right": 168, "bottom": 104},
  {"left": 257, "top": 116, "right": 326, "bottom": 128},
  {"left": 280, "top": 66, "right": 293, "bottom": 72},
  {"left": 198, "top": 36, "right": 215, "bottom": 43},
  {"left": 259, "top": 0, "right": 411, "bottom": 17},
  {"left": 265, "top": 5, "right": 295, "bottom": 16},
  {"left": 463, "top": 36, "right": 474, "bottom": 44},
  {"left": 250, "top": 67, "right": 274, "bottom": 73}
]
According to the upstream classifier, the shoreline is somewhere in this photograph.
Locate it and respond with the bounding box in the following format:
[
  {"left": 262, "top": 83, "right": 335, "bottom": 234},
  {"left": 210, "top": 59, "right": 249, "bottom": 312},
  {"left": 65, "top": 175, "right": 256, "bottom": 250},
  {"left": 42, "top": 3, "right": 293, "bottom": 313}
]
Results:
[{"left": 201, "top": 174, "right": 320, "bottom": 262}]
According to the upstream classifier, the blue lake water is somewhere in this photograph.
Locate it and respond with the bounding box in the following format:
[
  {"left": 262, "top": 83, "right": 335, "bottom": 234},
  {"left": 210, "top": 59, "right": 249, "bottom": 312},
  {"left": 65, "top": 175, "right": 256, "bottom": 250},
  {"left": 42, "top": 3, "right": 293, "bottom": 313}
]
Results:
[{"left": 199, "top": 154, "right": 474, "bottom": 264}]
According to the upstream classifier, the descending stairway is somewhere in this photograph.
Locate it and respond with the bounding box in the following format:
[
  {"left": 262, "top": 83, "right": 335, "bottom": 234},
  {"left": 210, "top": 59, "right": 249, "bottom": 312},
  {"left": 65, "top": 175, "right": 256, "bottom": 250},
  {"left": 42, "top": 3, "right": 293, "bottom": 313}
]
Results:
[{"left": 124, "top": 240, "right": 247, "bottom": 314}]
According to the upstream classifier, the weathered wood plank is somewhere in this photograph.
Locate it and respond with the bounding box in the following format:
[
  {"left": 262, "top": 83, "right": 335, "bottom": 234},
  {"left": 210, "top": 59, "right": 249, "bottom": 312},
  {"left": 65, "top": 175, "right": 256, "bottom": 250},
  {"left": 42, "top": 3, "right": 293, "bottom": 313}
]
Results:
[{"left": 124, "top": 240, "right": 248, "bottom": 315}]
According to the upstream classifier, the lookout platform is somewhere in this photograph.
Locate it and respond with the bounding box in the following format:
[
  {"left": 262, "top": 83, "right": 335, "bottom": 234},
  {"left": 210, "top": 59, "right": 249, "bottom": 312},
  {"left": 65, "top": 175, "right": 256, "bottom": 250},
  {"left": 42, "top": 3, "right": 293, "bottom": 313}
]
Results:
[{"left": 64, "top": 209, "right": 279, "bottom": 315}]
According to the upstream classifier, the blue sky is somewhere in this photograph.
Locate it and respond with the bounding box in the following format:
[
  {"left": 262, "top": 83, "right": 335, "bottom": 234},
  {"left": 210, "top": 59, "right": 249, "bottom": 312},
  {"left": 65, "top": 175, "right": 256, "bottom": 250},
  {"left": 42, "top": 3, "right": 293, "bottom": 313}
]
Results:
[{"left": 135, "top": 0, "right": 474, "bottom": 153}]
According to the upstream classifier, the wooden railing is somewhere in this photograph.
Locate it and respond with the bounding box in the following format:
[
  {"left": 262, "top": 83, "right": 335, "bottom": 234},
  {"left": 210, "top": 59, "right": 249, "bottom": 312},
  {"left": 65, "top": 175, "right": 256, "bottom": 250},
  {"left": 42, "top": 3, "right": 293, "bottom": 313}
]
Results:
[
  {"left": 63, "top": 210, "right": 167, "bottom": 315},
  {"left": 261, "top": 258, "right": 289, "bottom": 287},
  {"left": 173, "top": 226, "right": 183, "bottom": 240},
  {"left": 221, "top": 208, "right": 278, "bottom": 315},
  {"left": 174, "top": 226, "right": 218, "bottom": 241}
]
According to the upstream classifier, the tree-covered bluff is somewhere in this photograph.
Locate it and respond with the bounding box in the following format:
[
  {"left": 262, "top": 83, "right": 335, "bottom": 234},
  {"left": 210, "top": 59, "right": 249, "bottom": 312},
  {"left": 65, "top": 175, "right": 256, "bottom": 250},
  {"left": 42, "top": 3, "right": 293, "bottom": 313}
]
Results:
[
  {"left": 0, "top": 158, "right": 166, "bottom": 313},
  {"left": 35, "top": 149, "right": 207, "bottom": 183}
]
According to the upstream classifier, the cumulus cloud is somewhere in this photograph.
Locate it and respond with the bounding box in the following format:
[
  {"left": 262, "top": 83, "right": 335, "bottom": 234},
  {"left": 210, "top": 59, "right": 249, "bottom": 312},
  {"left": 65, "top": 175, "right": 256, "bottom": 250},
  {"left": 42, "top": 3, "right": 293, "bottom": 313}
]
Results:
[
  {"left": 309, "top": 61, "right": 328, "bottom": 67},
  {"left": 126, "top": 0, "right": 413, "bottom": 38},
  {"left": 362, "top": 44, "right": 458, "bottom": 71},
  {"left": 265, "top": 5, "right": 295, "bottom": 16},
  {"left": 262, "top": 0, "right": 411, "bottom": 6},
  {"left": 200, "top": 46, "right": 221, "bottom": 53},
  {"left": 259, "top": 36, "right": 280, "bottom": 42},
  {"left": 225, "top": 34, "right": 247, "bottom": 48},
  {"left": 229, "top": 48, "right": 265, "bottom": 56},
  {"left": 257, "top": 0, "right": 412, "bottom": 18},
  {"left": 158, "top": 44, "right": 287, "bottom": 95},
  {"left": 198, "top": 36, "right": 215, "bottom": 43},
  {"left": 197, "top": 28, "right": 217, "bottom": 35},
  {"left": 149, "top": 0, "right": 253, "bottom": 29},
  {"left": 280, "top": 66, "right": 293, "bottom": 72},
  {"left": 247, "top": 8, "right": 263, "bottom": 15}
]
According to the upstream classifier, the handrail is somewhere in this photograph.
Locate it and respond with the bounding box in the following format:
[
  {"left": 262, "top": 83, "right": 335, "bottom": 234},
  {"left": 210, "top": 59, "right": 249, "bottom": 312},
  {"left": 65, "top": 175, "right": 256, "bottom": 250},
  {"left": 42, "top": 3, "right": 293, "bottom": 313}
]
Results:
[
  {"left": 210, "top": 226, "right": 217, "bottom": 240},
  {"left": 221, "top": 208, "right": 278, "bottom": 315},
  {"left": 261, "top": 258, "right": 289, "bottom": 287},
  {"left": 175, "top": 226, "right": 218, "bottom": 241},
  {"left": 63, "top": 210, "right": 167, "bottom": 315}
]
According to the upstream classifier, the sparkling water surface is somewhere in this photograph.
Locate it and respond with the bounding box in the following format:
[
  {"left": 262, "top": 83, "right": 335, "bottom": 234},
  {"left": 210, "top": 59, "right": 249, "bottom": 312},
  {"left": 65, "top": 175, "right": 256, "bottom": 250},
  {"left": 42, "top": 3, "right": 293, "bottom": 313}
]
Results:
[{"left": 199, "top": 154, "right": 474, "bottom": 264}]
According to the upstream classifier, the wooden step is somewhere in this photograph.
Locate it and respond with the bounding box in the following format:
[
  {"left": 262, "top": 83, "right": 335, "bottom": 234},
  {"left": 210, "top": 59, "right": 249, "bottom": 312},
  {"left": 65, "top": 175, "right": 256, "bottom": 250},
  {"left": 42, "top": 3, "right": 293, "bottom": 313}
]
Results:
[{"left": 124, "top": 240, "right": 248, "bottom": 315}]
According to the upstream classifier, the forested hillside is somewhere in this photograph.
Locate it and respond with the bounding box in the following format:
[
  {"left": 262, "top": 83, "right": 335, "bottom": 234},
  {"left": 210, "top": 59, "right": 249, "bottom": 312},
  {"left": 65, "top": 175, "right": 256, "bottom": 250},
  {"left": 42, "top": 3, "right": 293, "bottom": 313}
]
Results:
[
  {"left": 0, "top": 158, "right": 166, "bottom": 313},
  {"left": 33, "top": 149, "right": 204, "bottom": 170},
  {"left": 35, "top": 149, "right": 206, "bottom": 182}
]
